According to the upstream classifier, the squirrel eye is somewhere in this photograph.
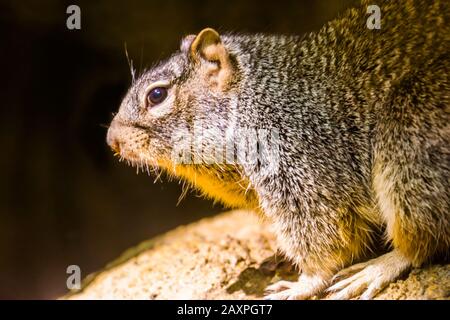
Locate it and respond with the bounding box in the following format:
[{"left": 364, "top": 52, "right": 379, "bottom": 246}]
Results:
[{"left": 146, "top": 87, "right": 168, "bottom": 106}]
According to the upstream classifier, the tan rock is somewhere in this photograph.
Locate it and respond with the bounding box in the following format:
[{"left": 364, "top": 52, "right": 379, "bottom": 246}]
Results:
[{"left": 64, "top": 210, "right": 450, "bottom": 300}]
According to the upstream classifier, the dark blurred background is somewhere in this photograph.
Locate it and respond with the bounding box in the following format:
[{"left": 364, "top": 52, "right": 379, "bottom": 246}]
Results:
[{"left": 0, "top": 0, "right": 354, "bottom": 299}]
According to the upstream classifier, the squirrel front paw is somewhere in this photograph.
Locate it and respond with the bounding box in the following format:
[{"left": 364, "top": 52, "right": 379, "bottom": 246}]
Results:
[
  {"left": 326, "top": 250, "right": 412, "bottom": 299},
  {"left": 264, "top": 274, "right": 328, "bottom": 300},
  {"left": 265, "top": 250, "right": 412, "bottom": 300}
]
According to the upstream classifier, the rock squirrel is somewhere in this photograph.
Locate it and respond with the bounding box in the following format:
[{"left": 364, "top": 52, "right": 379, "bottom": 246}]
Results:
[{"left": 106, "top": 0, "right": 449, "bottom": 299}]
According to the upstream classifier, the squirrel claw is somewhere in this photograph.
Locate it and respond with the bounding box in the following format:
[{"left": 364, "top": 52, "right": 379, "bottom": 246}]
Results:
[
  {"left": 264, "top": 282, "right": 316, "bottom": 300},
  {"left": 331, "top": 261, "right": 367, "bottom": 282},
  {"left": 264, "top": 275, "right": 327, "bottom": 300},
  {"left": 326, "top": 250, "right": 411, "bottom": 300}
]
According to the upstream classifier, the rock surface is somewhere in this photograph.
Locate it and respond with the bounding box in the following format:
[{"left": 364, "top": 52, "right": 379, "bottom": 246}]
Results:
[{"left": 65, "top": 210, "right": 450, "bottom": 300}]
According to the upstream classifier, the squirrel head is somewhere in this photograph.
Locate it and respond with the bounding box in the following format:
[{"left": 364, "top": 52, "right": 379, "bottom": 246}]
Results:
[
  {"left": 107, "top": 28, "right": 237, "bottom": 165},
  {"left": 107, "top": 28, "right": 257, "bottom": 208}
]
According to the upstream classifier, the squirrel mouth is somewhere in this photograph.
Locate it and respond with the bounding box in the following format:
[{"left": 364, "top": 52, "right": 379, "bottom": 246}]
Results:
[{"left": 113, "top": 145, "right": 159, "bottom": 170}]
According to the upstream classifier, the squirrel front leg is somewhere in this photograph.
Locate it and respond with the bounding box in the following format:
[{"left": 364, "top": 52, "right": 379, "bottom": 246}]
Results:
[{"left": 263, "top": 201, "right": 377, "bottom": 300}]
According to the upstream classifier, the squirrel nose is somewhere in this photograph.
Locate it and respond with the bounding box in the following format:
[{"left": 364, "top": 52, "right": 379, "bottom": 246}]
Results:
[{"left": 106, "top": 123, "right": 121, "bottom": 154}]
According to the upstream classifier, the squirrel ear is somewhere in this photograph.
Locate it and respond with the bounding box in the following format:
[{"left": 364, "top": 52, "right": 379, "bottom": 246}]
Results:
[
  {"left": 190, "top": 28, "right": 221, "bottom": 60},
  {"left": 180, "top": 34, "right": 196, "bottom": 53},
  {"left": 190, "top": 28, "right": 233, "bottom": 90}
]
